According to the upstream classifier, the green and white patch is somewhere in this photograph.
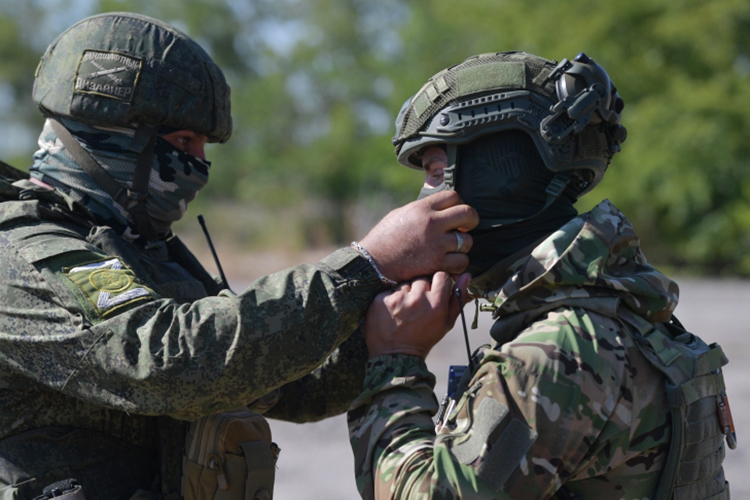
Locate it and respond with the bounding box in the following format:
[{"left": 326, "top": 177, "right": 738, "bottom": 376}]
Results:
[
  {"left": 65, "top": 257, "right": 154, "bottom": 318},
  {"left": 73, "top": 50, "right": 141, "bottom": 102}
]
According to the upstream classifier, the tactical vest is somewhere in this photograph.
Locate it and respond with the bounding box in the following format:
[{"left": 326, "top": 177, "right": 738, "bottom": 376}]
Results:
[
  {"left": 619, "top": 310, "right": 733, "bottom": 500},
  {"left": 438, "top": 303, "right": 733, "bottom": 500}
]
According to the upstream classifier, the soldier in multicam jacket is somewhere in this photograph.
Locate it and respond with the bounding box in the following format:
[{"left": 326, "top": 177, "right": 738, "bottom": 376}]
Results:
[
  {"left": 348, "top": 52, "right": 732, "bottom": 499},
  {"left": 0, "top": 13, "right": 479, "bottom": 500}
]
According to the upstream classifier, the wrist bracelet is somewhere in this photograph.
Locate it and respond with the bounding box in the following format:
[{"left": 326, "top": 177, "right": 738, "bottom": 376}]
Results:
[{"left": 350, "top": 241, "right": 398, "bottom": 289}]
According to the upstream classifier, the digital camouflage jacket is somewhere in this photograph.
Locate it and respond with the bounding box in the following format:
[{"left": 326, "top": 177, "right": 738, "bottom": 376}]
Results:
[
  {"left": 348, "top": 200, "right": 728, "bottom": 499},
  {"left": 0, "top": 174, "right": 378, "bottom": 498}
]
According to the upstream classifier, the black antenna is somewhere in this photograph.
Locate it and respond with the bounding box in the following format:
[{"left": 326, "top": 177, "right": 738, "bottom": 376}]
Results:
[
  {"left": 197, "top": 215, "right": 230, "bottom": 290},
  {"left": 455, "top": 288, "right": 474, "bottom": 371}
]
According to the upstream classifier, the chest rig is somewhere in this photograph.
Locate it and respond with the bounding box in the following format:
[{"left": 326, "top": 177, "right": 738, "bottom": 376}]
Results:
[
  {"left": 436, "top": 298, "right": 734, "bottom": 500},
  {"left": 618, "top": 311, "right": 733, "bottom": 500}
]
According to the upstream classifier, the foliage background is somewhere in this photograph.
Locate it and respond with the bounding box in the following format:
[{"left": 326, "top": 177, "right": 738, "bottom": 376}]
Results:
[{"left": 1, "top": 0, "right": 749, "bottom": 276}]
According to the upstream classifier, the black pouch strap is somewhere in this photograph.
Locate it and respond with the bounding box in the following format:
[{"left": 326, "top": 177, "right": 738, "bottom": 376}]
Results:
[{"left": 158, "top": 416, "right": 189, "bottom": 498}]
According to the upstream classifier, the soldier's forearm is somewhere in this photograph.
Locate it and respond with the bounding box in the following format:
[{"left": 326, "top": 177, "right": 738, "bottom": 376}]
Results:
[
  {"left": 15, "top": 247, "right": 382, "bottom": 422},
  {"left": 348, "top": 355, "right": 438, "bottom": 499},
  {"left": 264, "top": 326, "right": 369, "bottom": 422},
  {"left": 347, "top": 354, "right": 511, "bottom": 500}
]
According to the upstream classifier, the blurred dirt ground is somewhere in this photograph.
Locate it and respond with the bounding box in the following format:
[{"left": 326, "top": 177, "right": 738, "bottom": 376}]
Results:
[{"left": 222, "top": 248, "right": 748, "bottom": 500}]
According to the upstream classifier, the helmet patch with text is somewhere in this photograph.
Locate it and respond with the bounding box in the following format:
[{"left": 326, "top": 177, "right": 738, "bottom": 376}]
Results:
[{"left": 73, "top": 50, "right": 141, "bottom": 102}]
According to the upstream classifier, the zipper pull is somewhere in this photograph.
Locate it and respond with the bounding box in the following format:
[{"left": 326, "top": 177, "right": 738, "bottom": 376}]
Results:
[
  {"left": 717, "top": 389, "right": 737, "bottom": 450},
  {"left": 209, "top": 455, "right": 229, "bottom": 490},
  {"left": 435, "top": 394, "right": 450, "bottom": 433}
]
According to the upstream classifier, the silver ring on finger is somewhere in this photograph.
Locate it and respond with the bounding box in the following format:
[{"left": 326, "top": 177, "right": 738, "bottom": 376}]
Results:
[{"left": 454, "top": 231, "right": 465, "bottom": 253}]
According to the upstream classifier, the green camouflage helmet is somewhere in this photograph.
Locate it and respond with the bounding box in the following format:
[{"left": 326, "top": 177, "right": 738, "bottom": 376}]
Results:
[
  {"left": 33, "top": 12, "right": 231, "bottom": 143},
  {"left": 393, "top": 51, "right": 626, "bottom": 196}
]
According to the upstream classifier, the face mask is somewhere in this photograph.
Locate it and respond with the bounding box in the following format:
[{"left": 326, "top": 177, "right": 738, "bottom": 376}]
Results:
[
  {"left": 149, "top": 136, "right": 210, "bottom": 234},
  {"left": 454, "top": 130, "right": 579, "bottom": 275},
  {"left": 30, "top": 118, "right": 210, "bottom": 239}
]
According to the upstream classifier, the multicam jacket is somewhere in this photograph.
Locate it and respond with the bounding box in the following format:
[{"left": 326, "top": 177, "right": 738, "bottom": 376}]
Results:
[
  {"left": 0, "top": 174, "right": 379, "bottom": 498},
  {"left": 348, "top": 200, "right": 730, "bottom": 500}
]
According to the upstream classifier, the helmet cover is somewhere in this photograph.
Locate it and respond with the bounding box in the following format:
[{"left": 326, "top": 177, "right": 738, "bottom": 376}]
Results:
[
  {"left": 394, "top": 51, "right": 626, "bottom": 195},
  {"left": 33, "top": 12, "right": 232, "bottom": 143}
]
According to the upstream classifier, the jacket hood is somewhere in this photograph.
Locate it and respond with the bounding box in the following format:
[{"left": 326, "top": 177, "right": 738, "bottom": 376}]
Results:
[{"left": 469, "top": 200, "right": 679, "bottom": 332}]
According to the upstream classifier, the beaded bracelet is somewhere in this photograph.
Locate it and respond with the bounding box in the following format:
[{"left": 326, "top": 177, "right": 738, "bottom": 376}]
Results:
[{"left": 350, "top": 241, "right": 398, "bottom": 289}]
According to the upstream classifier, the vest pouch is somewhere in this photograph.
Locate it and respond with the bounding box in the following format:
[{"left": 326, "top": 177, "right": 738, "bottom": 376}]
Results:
[{"left": 182, "top": 409, "right": 279, "bottom": 500}]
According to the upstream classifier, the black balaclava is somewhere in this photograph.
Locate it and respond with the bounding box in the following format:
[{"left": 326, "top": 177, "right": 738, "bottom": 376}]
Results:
[{"left": 456, "top": 130, "right": 579, "bottom": 276}]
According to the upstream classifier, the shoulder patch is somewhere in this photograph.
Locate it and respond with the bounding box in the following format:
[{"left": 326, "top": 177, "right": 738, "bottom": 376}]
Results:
[
  {"left": 449, "top": 397, "right": 538, "bottom": 493},
  {"left": 64, "top": 257, "right": 155, "bottom": 319}
]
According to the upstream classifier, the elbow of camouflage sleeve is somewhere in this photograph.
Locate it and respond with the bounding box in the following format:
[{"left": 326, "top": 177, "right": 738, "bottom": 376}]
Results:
[{"left": 348, "top": 354, "right": 440, "bottom": 500}]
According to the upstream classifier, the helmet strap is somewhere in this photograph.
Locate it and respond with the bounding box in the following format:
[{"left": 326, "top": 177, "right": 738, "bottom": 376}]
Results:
[
  {"left": 443, "top": 143, "right": 458, "bottom": 189},
  {"left": 126, "top": 124, "right": 159, "bottom": 241},
  {"left": 49, "top": 119, "right": 159, "bottom": 240},
  {"left": 417, "top": 179, "right": 452, "bottom": 200},
  {"left": 416, "top": 143, "right": 459, "bottom": 200}
]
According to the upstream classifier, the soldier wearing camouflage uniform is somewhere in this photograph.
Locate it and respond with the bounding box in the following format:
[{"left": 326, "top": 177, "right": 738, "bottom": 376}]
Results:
[
  {"left": 348, "top": 52, "right": 733, "bottom": 499},
  {"left": 0, "top": 13, "right": 479, "bottom": 500}
]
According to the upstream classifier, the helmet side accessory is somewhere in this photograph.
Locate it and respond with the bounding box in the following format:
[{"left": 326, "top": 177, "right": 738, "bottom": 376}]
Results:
[{"left": 395, "top": 52, "right": 627, "bottom": 229}]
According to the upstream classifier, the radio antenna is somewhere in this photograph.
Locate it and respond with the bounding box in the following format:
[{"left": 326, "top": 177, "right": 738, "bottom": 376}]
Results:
[{"left": 198, "top": 215, "right": 230, "bottom": 291}]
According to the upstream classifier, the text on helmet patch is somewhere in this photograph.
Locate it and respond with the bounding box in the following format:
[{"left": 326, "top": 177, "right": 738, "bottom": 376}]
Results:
[{"left": 73, "top": 50, "right": 142, "bottom": 102}]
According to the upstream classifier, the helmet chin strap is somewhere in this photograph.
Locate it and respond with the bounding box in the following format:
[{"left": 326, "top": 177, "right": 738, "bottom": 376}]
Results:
[
  {"left": 49, "top": 118, "right": 160, "bottom": 240},
  {"left": 125, "top": 124, "right": 160, "bottom": 240},
  {"left": 417, "top": 143, "right": 458, "bottom": 200}
]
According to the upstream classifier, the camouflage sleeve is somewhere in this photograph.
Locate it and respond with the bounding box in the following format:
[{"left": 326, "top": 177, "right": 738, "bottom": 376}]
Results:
[
  {"left": 348, "top": 354, "right": 505, "bottom": 500},
  {"left": 0, "top": 220, "right": 384, "bottom": 422},
  {"left": 262, "top": 325, "right": 369, "bottom": 422},
  {"left": 348, "top": 308, "right": 669, "bottom": 500}
]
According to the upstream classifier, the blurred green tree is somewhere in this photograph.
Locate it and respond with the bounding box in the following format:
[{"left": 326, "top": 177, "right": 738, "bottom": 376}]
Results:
[{"left": 0, "top": 0, "right": 748, "bottom": 275}]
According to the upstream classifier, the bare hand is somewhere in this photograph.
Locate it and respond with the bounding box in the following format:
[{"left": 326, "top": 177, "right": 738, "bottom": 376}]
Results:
[
  {"left": 359, "top": 191, "right": 479, "bottom": 283},
  {"left": 364, "top": 272, "right": 471, "bottom": 359}
]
